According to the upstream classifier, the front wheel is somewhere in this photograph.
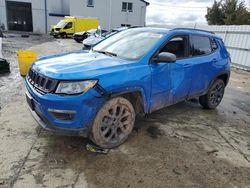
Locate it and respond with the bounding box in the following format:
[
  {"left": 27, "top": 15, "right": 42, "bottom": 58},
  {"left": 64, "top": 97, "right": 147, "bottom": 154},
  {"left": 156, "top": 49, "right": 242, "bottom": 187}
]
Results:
[
  {"left": 60, "top": 33, "right": 67, "bottom": 38},
  {"left": 199, "top": 79, "right": 225, "bottom": 109},
  {"left": 90, "top": 97, "right": 135, "bottom": 149}
]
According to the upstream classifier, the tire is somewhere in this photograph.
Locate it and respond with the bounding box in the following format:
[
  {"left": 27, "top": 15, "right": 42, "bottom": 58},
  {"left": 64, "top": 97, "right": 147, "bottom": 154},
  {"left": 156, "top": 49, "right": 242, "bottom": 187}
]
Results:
[
  {"left": 61, "top": 33, "right": 66, "bottom": 38},
  {"left": 90, "top": 97, "right": 135, "bottom": 149},
  {"left": 199, "top": 79, "right": 225, "bottom": 109}
]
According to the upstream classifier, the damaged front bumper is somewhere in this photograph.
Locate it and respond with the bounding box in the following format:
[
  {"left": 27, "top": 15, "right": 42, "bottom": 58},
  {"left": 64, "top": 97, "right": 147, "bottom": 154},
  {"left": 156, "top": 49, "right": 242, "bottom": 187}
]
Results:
[
  {"left": 25, "top": 78, "right": 106, "bottom": 137},
  {"left": 28, "top": 106, "right": 89, "bottom": 137}
]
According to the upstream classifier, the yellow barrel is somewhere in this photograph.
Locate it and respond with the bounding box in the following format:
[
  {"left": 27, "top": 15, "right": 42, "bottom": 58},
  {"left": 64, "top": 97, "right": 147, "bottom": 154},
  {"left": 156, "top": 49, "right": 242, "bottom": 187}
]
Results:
[{"left": 17, "top": 50, "right": 37, "bottom": 76}]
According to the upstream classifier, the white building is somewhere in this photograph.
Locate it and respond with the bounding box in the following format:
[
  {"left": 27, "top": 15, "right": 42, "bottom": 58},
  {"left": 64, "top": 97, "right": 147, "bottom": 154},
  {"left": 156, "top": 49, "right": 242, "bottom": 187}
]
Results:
[{"left": 0, "top": 0, "right": 149, "bottom": 34}]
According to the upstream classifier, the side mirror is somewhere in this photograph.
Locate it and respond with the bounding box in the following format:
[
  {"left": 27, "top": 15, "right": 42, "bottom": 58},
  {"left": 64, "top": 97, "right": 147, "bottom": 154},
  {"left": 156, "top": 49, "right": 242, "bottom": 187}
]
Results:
[{"left": 153, "top": 52, "right": 176, "bottom": 63}]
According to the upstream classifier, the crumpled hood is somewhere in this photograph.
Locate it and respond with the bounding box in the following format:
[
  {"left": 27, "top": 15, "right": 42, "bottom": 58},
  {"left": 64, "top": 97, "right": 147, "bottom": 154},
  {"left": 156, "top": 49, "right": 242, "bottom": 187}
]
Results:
[{"left": 32, "top": 51, "right": 134, "bottom": 80}]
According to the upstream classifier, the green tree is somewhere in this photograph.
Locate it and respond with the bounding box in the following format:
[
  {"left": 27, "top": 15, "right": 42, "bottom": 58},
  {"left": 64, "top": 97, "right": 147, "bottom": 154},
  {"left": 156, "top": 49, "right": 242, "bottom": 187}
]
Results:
[
  {"left": 205, "top": 0, "right": 250, "bottom": 25},
  {"left": 234, "top": 2, "right": 250, "bottom": 25},
  {"left": 223, "top": 0, "right": 238, "bottom": 24},
  {"left": 206, "top": 1, "right": 225, "bottom": 25}
]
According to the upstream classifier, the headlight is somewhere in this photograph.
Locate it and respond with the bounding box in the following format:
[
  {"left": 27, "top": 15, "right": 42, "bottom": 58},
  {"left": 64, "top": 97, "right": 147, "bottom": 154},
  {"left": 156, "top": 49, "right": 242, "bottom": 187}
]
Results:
[{"left": 55, "top": 80, "right": 98, "bottom": 95}]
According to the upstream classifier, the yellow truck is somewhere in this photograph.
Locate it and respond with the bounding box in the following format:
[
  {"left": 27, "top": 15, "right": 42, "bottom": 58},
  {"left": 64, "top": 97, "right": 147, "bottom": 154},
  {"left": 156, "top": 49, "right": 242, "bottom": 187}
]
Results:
[
  {"left": 49, "top": 25, "right": 56, "bottom": 35},
  {"left": 53, "top": 17, "right": 99, "bottom": 38}
]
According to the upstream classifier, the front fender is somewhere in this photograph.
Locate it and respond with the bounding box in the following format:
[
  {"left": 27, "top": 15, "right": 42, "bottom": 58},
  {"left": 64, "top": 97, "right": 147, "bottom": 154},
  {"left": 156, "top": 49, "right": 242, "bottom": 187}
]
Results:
[{"left": 93, "top": 63, "right": 152, "bottom": 114}]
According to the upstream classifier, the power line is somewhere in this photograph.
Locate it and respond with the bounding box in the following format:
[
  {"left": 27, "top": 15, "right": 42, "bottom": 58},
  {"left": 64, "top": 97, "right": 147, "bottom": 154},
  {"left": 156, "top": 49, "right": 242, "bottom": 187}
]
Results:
[{"left": 149, "top": 1, "right": 208, "bottom": 9}]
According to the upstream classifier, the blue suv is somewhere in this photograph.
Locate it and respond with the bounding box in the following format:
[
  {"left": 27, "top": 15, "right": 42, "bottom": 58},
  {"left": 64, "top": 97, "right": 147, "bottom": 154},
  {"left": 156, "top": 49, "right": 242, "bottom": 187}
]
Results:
[{"left": 25, "top": 27, "right": 230, "bottom": 148}]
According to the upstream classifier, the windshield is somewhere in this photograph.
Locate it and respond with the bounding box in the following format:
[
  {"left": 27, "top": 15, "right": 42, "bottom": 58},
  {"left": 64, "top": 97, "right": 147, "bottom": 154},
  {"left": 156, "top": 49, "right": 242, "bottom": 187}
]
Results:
[
  {"left": 93, "top": 29, "right": 163, "bottom": 60},
  {"left": 56, "top": 20, "right": 67, "bottom": 28}
]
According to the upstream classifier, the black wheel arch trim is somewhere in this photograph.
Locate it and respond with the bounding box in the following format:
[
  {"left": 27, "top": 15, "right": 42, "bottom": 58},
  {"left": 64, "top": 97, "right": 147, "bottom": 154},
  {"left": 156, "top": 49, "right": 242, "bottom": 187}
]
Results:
[
  {"left": 207, "top": 71, "right": 230, "bottom": 93},
  {"left": 105, "top": 90, "right": 147, "bottom": 114}
]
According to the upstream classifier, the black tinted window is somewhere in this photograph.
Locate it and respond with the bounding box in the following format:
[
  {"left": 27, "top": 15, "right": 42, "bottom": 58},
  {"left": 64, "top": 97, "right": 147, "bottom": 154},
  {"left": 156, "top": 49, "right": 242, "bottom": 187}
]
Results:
[
  {"left": 128, "top": 3, "right": 133, "bottom": 12},
  {"left": 191, "top": 36, "right": 212, "bottom": 56},
  {"left": 87, "top": 0, "right": 94, "bottom": 7},
  {"left": 161, "top": 36, "right": 189, "bottom": 59},
  {"left": 64, "top": 22, "right": 72, "bottom": 29},
  {"left": 122, "top": 2, "right": 133, "bottom": 12}
]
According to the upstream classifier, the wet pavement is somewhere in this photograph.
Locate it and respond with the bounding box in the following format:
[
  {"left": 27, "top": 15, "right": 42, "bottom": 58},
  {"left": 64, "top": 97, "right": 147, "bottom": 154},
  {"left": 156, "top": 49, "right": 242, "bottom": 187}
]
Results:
[{"left": 0, "top": 33, "right": 250, "bottom": 188}]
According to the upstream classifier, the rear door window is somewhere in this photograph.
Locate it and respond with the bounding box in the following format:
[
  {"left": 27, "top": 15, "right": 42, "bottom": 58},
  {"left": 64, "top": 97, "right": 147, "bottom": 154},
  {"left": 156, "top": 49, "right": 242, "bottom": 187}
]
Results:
[{"left": 191, "top": 35, "right": 212, "bottom": 56}]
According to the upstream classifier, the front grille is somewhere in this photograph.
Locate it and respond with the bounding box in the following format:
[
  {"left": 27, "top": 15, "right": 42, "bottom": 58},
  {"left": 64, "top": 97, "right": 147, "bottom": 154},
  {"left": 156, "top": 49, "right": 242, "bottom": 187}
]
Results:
[
  {"left": 27, "top": 69, "right": 58, "bottom": 93},
  {"left": 55, "top": 28, "right": 60, "bottom": 31}
]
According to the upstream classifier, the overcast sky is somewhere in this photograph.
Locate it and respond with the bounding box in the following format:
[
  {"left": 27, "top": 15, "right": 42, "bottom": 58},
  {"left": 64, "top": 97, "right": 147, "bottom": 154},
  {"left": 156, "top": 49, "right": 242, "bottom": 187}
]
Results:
[{"left": 146, "top": 0, "right": 250, "bottom": 26}]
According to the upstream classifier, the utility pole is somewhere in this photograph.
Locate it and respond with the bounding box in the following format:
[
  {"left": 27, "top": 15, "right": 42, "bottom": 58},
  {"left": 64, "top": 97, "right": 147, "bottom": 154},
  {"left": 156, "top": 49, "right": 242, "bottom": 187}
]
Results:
[
  {"left": 109, "top": 0, "right": 112, "bottom": 30},
  {"left": 44, "top": 0, "right": 48, "bottom": 33}
]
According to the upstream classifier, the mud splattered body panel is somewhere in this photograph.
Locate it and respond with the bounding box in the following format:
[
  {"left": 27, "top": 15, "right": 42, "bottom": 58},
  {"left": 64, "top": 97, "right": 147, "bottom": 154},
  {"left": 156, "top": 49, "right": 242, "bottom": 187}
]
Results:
[{"left": 25, "top": 27, "right": 231, "bottom": 135}]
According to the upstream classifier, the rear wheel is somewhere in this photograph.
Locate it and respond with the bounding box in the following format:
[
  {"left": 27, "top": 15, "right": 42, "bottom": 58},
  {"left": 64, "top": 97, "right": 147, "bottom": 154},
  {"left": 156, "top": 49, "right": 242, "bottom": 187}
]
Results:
[
  {"left": 90, "top": 97, "right": 135, "bottom": 149},
  {"left": 199, "top": 79, "right": 225, "bottom": 109}
]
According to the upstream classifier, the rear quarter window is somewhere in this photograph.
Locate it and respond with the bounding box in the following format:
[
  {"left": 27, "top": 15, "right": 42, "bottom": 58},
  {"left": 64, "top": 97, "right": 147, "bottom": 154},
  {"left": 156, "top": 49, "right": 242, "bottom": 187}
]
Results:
[
  {"left": 191, "top": 35, "right": 212, "bottom": 56},
  {"left": 211, "top": 38, "right": 218, "bottom": 52}
]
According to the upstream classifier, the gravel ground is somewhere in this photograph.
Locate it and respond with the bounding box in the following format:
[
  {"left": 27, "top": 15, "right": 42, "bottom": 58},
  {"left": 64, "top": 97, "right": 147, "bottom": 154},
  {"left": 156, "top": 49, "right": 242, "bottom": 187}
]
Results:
[
  {"left": 0, "top": 33, "right": 250, "bottom": 188},
  {"left": 0, "top": 33, "right": 80, "bottom": 109}
]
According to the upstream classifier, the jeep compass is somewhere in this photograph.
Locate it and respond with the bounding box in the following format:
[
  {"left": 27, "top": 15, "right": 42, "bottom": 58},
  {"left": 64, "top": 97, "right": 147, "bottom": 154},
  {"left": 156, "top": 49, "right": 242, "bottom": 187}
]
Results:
[{"left": 25, "top": 27, "right": 231, "bottom": 148}]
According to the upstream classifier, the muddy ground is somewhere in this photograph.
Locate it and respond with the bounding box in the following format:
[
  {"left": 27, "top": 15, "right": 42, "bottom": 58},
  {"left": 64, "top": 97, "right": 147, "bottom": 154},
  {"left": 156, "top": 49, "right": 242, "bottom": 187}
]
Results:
[{"left": 0, "top": 33, "right": 250, "bottom": 188}]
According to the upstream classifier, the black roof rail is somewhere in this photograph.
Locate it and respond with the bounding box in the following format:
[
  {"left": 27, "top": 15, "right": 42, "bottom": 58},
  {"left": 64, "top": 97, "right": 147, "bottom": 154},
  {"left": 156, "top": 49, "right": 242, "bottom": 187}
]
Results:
[
  {"left": 128, "top": 26, "right": 142, "bottom": 29},
  {"left": 171, "top": 28, "right": 215, "bottom": 34}
]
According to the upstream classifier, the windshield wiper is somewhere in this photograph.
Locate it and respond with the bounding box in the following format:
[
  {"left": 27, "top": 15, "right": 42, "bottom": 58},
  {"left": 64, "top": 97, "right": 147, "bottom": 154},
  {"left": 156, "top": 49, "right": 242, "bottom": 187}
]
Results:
[{"left": 93, "top": 50, "right": 117, "bottom": 57}]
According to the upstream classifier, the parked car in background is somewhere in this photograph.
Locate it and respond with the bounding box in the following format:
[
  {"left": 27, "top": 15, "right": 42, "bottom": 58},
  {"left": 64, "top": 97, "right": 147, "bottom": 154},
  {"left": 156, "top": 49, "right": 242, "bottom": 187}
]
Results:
[
  {"left": 25, "top": 27, "right": 230, "bottom": 149},
  {"left": 73, "top": 28, "right": 108, "bottom": 43},
  {"left": 82, "top": 27, "right": 128, "bottom": 49},
  {"left": 73, "top": 29, "right": 97, "bottom": 43},
  {"left": 53, "top": 16, "right": 99, "bottom": 38}
]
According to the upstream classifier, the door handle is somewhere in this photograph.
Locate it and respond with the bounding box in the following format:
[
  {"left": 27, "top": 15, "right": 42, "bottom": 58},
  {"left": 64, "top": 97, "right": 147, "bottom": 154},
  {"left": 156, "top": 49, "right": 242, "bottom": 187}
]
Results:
[{"left": 211, "top": 59, "right": 217, "bottom": 63}]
